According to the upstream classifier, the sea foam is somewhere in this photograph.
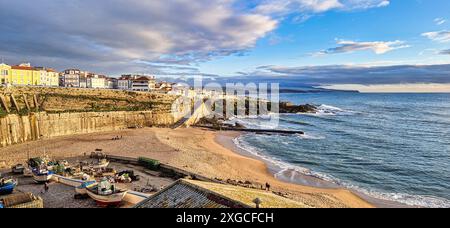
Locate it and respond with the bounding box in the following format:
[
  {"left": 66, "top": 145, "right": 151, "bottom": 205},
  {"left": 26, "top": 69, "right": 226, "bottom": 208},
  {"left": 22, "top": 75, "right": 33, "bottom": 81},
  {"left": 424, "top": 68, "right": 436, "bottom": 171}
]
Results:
[{"left": 233, "top": 134, "right": 450, "bottom": 208}]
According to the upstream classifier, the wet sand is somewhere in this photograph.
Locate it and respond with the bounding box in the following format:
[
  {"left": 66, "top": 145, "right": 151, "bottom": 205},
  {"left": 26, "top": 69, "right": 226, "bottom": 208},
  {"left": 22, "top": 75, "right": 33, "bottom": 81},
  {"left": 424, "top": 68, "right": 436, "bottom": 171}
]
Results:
[
  {"left": 0, "top": 127, "right": 377, "bottom": 208},
  {"left": 215, "top": 130, "right": 413, "bottom": 208}
]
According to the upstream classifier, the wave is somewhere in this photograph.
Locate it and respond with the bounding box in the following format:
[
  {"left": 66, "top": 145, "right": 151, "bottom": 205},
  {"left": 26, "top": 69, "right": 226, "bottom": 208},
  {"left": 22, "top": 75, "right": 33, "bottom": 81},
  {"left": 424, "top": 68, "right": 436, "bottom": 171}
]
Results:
[
  {"left": 224, "top": 113, "right": 277, "bottom": 129},
  {"left": 343, "top": 183, "right": 450, "bottom": 208},
  {"left": 232, "top": 136, "right": 331, "bottom": 180},
  {"left": 233, "top": 135, "right": 450, "bottom": 208},
  {"left": 279, "top": 117, "right": 315, "bottom": 127},
  {"left": 296, "top": 104, "right": 356, "bottom": 117},
  {"left": 319, "top": 104, "right": 344, "bottom": 112},
  {"left": 297, "top": 133, "right": 326, "bottom": 140}
]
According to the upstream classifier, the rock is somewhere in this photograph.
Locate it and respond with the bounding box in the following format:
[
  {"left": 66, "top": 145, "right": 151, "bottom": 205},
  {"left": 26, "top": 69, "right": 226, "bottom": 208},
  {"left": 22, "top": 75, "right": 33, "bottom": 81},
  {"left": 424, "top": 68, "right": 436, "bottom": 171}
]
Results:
[
  {"left": 280, "top": 103, "right": 317, "bottom": 113},
  {"left": 234, "top": 122, "right": 246, "bottom": 129}
]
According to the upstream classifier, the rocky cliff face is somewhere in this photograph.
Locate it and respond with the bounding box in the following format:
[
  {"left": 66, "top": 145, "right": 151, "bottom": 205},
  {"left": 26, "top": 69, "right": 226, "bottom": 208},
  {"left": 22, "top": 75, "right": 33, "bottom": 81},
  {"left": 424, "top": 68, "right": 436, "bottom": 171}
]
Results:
[
  {"left": 0, "top": 111, "right": 178, "bottom": 147},
  {"left": 0, "top": 86, "right": 192, "bottom": 147}
]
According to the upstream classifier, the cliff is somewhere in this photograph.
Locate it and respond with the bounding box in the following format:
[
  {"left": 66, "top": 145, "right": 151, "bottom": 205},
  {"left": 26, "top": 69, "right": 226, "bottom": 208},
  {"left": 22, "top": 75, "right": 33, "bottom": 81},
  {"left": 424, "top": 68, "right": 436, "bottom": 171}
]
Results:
[
  {"left": 0, "top": 111, "right": 178, "bottom": 147},
  {"left": 0, "top": 86, "right": 188, "bottom": 147}
]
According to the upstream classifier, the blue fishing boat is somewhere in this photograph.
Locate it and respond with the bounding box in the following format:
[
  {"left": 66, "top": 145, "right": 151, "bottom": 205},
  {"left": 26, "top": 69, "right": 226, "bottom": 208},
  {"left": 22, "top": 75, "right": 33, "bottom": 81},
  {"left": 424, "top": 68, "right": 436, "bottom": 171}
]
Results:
[
  {"left": 75, "top": 181, "right": 97, "bottom": 195},
  {"left": 0, "top": 178, "right": 17, "bottom": 195},
  {"left": 32, "top": 169, "right": 54, "bottom": 183}
]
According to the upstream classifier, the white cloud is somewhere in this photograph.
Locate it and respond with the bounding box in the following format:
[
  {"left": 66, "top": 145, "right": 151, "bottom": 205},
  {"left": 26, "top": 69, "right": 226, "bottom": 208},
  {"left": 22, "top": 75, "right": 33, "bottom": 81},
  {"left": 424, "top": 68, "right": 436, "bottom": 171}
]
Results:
[
  {"left": 318, "top": 40, "right": 409, "bottom": 55},
  {"left": 319, "top": 83, "right": 450, "bottom": 93},
  {"left": 0, "top": 0, "right": 277, "bottom": 71},
  {"left": 434, "top": 18, "right": 446, "bottom": 25},
  {"left": 0, "top": 0, "right": 391, "bottom": 75},
  {"left": 422, "top": 30, "right": 450, "bottom": 43},
  {"left": 255, "top": 0, "right": 390, "bottom": 15}
]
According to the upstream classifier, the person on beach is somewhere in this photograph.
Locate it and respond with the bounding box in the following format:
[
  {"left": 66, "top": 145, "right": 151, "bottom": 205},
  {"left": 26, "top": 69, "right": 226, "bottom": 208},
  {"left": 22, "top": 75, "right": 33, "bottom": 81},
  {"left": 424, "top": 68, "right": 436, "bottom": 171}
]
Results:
[{"left": 42, "top": 182, "right": 49, "bottom": 193}]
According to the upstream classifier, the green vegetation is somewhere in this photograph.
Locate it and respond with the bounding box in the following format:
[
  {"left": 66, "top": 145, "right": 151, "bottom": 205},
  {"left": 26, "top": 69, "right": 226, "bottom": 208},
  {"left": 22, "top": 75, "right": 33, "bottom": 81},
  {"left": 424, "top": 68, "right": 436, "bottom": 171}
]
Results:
[
  {"left": 17, "top": 109, "right": 30, "bottom": 116},
  {"left": 0, "top": 87, "right": 177, "bottom": 118},
  {"left": 138, "top": 157, "right": 161, "bottom": 171},
  {"left": 0, "top": 108, "right": 7, "bottom": 118}
]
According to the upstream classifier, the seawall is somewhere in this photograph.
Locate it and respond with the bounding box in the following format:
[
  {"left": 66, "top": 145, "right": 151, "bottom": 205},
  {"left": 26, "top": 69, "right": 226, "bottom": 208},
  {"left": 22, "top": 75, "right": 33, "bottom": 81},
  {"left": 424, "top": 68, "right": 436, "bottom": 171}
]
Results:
[{"left": 0, "top": 111, "right": 177, "bottom": 147}]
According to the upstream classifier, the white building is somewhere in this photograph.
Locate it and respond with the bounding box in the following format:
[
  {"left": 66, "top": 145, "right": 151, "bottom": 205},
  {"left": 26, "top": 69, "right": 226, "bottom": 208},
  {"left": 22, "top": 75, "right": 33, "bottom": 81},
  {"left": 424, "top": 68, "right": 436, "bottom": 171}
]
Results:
[
  {"left": 35, "top": 67, "right": 59, "bottom": 87},
  {"left": 87, "top": 74, "right": 106, "bottom": 88},
  {"left": 104, "top": 77, "right": 117, "bottom": 89},
  {"left": 117, "top": 75, "right": 134, "bottom": 90},
  {"left": 118, "top": 74, "right": 156, "bottom": 91},
  {"left": 131, "top": 76, "right": 156, "bottom": 92},
  {"left": 61, "top": 69, "right": 83, "bottom": 87}
]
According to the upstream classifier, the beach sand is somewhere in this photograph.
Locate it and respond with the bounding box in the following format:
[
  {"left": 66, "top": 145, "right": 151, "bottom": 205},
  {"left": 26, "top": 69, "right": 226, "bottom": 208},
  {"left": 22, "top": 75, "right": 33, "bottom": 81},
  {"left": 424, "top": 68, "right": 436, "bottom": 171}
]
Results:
[{"left": 0, "top": 127, "right": 375, "bottom": 208}]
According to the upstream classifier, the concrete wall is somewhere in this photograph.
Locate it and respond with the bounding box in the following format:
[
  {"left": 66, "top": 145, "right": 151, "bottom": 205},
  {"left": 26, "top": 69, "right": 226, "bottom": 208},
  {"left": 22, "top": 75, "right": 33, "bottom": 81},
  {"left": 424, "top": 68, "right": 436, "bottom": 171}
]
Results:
[{"left": 0, "top": 111, "right": 178, "bottom": 147}]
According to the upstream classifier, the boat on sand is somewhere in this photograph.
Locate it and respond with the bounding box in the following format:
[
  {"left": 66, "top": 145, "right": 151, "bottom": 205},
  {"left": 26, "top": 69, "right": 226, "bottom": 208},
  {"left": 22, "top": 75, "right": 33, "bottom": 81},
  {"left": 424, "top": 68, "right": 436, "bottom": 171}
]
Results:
[
  {"left": 32, "top": 169, "right": 54, "bottom": 183},
  {"left": 0, "top": 178, "right": 17, "bottom": 195},
  {"left": 86, "top": 178, "right": 127, "bottom": 207}
]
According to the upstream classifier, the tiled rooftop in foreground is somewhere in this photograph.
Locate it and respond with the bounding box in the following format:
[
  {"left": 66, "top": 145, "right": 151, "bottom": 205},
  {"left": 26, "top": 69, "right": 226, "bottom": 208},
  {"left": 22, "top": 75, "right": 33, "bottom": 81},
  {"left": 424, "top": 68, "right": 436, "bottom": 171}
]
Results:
[{"left": 135, "top": 179, "right": 307, "bottom": 208}]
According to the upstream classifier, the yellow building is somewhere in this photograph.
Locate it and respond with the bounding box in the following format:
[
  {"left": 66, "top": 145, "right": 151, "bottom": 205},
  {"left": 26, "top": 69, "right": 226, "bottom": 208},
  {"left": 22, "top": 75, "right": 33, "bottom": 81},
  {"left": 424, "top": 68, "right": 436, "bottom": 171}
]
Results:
[
  {"left": 0, "top": 63, "right": 11, "bottom": 85},
  {"left": 0, "top": 63, "right": 61, "bottom": 87},
  {"left": 9, "top": 63, "right": 40, "bottom": 86}
]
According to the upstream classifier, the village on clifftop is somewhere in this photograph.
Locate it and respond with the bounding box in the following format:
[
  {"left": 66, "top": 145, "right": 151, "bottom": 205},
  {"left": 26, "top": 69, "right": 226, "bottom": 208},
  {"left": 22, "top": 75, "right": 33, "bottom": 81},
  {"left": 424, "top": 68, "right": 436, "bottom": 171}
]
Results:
[{"left": 0, "top": 62, "right": 184, "bottom": 95}]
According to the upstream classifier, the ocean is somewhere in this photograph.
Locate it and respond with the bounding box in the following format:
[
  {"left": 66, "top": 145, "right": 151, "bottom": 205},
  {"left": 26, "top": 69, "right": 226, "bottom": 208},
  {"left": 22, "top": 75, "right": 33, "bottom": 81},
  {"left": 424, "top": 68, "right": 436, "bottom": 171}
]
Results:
[{"left": 229, "top": 92, "right": 450, "bottom": 208}]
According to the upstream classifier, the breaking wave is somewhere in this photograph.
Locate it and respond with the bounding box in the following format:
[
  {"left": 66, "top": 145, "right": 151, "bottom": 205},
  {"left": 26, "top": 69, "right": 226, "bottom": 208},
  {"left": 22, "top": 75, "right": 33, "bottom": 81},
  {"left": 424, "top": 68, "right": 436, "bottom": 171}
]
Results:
[{"left": 233, "top": 135, "right": 450, "bottom": 208}]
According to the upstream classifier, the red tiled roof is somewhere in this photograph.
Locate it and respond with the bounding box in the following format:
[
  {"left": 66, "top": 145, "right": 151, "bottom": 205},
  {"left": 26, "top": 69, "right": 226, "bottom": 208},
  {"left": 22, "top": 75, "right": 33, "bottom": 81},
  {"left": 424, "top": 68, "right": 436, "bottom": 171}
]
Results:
[
  {"left": 11, "top": 66, "right": 34, "bottom": 70},
  {"left": 133, "top": 76, "right": 154, "bottom": 81}
]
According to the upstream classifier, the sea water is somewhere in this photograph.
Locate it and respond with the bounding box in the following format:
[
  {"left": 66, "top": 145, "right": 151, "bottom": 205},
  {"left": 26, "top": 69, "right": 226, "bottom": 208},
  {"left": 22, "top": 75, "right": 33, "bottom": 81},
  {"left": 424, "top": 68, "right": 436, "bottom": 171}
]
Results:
[{"left": 231, "top": 92, "right": 450, "bottom": 208}]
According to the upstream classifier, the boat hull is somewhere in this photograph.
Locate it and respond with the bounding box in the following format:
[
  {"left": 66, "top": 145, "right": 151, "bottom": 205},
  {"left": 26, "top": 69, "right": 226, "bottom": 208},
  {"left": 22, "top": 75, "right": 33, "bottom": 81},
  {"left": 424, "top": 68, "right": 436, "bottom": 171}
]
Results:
[
  {"left": 86, "top": 189, "right": 127, "bottom": 207},
  {"left": 75, "top": 181, "right": 97, "bottom": 195},
  {"left": 12, "top": 167, "right": 25, "bottom": 174},
  {"left": 33, "top": 174, "right": 53, "bottom": 183},
  {"left": 92, "top": 161, "right": 110, "bottom": 170},
  {"left": 0, "top": 181, "right": 17, "bottom": 195}
]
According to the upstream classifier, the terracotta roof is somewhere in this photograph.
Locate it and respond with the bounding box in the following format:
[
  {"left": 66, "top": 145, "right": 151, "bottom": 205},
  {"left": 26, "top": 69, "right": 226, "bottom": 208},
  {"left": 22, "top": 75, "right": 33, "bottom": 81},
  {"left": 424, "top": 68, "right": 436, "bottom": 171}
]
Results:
[
  {"left": 133, "top": 76, "right": 154, "bottom": 81},
  {"left": 11, "top": 65, "right": 34, "bottom": 70}
]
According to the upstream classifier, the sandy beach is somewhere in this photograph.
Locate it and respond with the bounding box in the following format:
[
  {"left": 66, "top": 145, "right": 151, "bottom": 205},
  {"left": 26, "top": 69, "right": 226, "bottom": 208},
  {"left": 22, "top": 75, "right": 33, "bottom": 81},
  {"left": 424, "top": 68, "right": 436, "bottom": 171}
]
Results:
[{"left": 0, "top": 127, "right": 375, "bottom": 208}]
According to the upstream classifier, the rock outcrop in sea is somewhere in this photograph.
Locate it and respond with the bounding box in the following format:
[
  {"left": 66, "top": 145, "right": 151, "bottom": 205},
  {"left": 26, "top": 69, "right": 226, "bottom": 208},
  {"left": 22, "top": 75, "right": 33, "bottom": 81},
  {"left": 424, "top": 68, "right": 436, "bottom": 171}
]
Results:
[{"left": 279, "top": 102, "right": 317, "bottom": 114}]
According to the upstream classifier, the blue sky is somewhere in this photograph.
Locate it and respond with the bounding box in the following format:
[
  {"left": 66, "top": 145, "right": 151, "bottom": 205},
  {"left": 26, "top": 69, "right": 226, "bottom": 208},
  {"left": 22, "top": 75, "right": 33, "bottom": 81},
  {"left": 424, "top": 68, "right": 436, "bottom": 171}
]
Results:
[
  {"left": 1, "top": 0, "right": 450, "bottom": 86},
  {"left": 201, "top": 0, "right": 450, "bottom": 76}
]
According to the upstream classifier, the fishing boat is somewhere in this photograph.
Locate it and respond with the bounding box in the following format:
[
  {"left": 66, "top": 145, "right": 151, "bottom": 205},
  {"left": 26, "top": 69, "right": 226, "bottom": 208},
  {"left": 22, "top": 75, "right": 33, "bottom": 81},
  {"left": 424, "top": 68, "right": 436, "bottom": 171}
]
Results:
[
  {"left": 75, "top": 181, "right": 97, "bottom": 195},
  {"left": 86, "top": 178, "right": 127, "bottom": 207},
  {"left": 92, "top": 159, "right": 110, "bottom": 169},
  {"left": 12, "top": 164, "right": 25, "bottom": 174},
  {"left": 0, "top": 178, "right": 17, "bottom": 195},
  {"left": 23, "top": 167, "right": 33, "bottom": 177},
  {"left": 28, "top": 157, "right": 45, "bottom": 169},
  {"left": 32, "top": 169, "right": 54, "bottom": 183}
]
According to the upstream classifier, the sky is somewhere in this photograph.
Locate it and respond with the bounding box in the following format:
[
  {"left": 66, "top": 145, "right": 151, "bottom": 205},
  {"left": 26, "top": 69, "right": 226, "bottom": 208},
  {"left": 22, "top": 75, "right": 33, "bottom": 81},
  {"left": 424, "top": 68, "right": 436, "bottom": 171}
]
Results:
[{"left": 1, "top": 0, "right": 450, "bottom": 89}]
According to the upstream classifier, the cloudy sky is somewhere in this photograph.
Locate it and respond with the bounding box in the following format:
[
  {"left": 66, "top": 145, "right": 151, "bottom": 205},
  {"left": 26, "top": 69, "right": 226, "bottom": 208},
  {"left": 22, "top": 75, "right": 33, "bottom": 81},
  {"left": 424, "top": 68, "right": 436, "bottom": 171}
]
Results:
[{"left": 1, "top": 0, "right": 450, "bottom": 87}]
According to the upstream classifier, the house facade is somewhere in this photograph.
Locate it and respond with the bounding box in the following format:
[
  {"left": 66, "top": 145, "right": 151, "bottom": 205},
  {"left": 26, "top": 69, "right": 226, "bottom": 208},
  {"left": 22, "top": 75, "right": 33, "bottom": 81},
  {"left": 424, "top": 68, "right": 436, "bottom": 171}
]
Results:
[
  {"left": 104, "top": 77, "right": 117, "bottom": 89},
  {"left": 118, "top": 74, "right": 156, "bottom": 91},
  {"left": 35, "top": 67, "right": 59, "bottom": 87},
  {"left": 61, "top": 69, "right": 82, "bottom": 87},
  {"left": 10, "top": 63, "right": 40, "bottom": 86},
  {"left": 87, "top": 74, "right": 106, "bottom": 88},
  {"left": 0, "top": 63, "right": 11, "bottom": 85},
  {"left": 131, "top": 76, "right": 156, "bottom": 92}
]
